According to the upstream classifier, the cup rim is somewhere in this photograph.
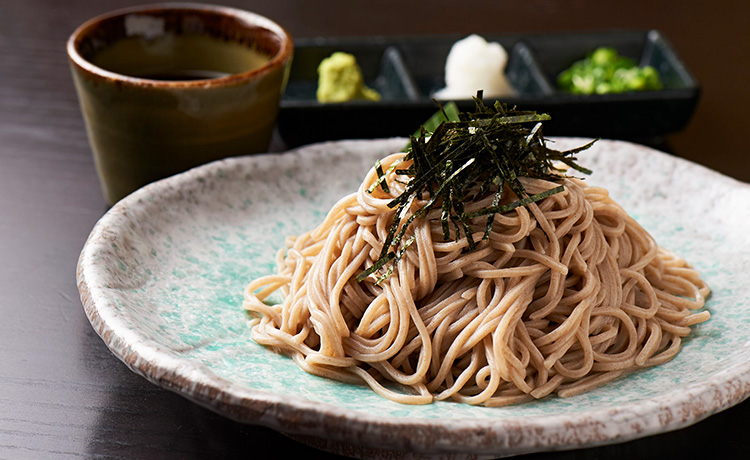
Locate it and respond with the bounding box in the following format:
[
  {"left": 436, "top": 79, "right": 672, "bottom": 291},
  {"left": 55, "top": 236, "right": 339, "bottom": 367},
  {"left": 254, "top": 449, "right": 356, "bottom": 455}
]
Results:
[{"left": 66, "top": 2, "right": 293, "bottom": 88}]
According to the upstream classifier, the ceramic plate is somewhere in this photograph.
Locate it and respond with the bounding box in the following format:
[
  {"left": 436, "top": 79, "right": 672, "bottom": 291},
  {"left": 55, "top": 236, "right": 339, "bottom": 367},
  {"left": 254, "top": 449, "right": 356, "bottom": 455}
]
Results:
[{"left": 77, "top": 138, "right": 750, "bottom": 459}]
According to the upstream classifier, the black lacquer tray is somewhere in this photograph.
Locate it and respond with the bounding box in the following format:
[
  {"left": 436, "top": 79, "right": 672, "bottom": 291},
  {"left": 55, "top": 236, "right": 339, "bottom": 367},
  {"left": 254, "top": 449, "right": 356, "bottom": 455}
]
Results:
[{"left": 277, "top": 29, "right": 699, "bottom": 147}]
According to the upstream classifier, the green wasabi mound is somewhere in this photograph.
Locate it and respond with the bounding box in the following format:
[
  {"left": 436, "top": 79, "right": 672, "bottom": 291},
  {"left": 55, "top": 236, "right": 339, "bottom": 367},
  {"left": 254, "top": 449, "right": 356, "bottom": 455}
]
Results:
[{"left": 316, "top": 52, "right": 381, "bottom": 103}]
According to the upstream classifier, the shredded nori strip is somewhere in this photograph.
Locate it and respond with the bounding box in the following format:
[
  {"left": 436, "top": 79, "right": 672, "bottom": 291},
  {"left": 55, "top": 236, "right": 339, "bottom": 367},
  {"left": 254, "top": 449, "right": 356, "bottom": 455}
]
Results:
[{"left": 356, "top": 93, "right": 595, "bottom": 283}]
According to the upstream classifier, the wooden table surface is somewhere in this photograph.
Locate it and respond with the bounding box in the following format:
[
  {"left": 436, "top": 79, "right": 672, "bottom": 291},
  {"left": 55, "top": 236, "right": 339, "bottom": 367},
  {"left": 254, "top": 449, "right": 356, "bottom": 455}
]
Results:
[{"left": 2, "top": 1, "right": 748, "bottom": 458}]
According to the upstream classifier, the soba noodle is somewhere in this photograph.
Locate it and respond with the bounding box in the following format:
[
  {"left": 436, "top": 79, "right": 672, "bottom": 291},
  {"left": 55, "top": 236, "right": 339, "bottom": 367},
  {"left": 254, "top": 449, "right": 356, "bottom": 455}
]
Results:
[{"left": 243, "top": 151, "right": 710, "bottom": 406}]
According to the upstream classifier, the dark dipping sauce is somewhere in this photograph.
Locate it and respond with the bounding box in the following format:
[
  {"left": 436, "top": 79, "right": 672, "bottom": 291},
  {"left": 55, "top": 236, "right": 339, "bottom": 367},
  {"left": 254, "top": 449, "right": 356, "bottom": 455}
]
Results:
[{"left": 91, "top": 35, "right": 269, "bottom": 81}]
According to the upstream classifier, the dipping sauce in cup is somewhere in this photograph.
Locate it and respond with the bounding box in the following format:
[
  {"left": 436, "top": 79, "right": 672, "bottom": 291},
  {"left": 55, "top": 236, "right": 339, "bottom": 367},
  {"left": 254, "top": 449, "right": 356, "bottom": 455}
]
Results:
[{"left": 67, "top": 3, "right": 293, "bottom": 204}]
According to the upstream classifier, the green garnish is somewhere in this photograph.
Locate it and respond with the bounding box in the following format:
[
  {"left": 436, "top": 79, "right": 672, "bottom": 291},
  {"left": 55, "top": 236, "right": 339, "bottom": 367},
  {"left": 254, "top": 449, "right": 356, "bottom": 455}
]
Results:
[
  {"left": 316, "top": 52, "right": 381, "bottom": 103},
  {"left": 356, "top": 93, "right": 595, "bottom": 284},
  {"left": 403, "top": 101, "right": 460, "bottom": 151},
  {"left": 557, "top": 47, "right": 663, "bottom": 95}
]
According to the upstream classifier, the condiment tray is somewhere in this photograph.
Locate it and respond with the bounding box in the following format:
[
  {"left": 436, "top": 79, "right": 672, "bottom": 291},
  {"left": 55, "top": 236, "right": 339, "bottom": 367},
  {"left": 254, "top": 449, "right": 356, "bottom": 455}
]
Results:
[{"left": 278, "top": 29, "right": 699, "bottom": 147}]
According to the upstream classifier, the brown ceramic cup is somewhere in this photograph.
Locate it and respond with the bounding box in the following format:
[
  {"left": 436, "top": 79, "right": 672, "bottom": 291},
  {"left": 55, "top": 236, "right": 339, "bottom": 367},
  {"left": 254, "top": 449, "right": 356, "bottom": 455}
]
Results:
[{"left": 67, "top": 3, "right": 293, "bottom": 204}]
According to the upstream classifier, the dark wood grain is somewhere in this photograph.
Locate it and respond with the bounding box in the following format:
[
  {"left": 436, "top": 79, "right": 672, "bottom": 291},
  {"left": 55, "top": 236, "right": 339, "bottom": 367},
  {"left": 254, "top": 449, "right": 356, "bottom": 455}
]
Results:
[{"left": 2, "top": 1, "right": 748, "bottom": 458}]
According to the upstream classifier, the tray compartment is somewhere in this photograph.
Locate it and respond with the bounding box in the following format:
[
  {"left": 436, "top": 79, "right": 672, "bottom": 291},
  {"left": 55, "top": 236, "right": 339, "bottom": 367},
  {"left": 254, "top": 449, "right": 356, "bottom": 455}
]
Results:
[
  {"left": 524, "top": 29, "right": 697, "bottom": 92},
  {"left": 521, "top": 29, "right": 700, "bottom": 139},
  {"left": 394, "top": 36, "right": 553, "bottom": 99},
  {"left": 281, "top": 42, "right": 420, "bottom": 103}
]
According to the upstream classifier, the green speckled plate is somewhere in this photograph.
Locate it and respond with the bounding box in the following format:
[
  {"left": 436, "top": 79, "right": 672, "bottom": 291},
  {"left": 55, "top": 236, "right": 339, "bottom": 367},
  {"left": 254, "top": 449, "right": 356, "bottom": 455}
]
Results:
[{"left": 77, "top": 138, "right": 750, "bottom": 459}]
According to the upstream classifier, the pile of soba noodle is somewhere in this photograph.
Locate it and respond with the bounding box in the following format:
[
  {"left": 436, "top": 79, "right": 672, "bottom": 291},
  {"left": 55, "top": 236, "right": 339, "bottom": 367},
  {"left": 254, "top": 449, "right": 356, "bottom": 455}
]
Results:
[{"left": 243, "top": 149, "right": 710, "bottom": 406}]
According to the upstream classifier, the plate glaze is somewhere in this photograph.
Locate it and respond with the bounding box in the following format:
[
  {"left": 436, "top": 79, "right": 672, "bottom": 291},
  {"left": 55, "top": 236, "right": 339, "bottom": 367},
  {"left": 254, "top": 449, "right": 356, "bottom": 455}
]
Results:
[{"left": 77, "top": 138, "right": 750, "bottom": 459}]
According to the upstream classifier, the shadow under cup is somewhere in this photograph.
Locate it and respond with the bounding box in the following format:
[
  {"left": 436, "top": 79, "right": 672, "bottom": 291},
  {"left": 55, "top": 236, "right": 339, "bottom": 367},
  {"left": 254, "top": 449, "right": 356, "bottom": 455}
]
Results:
[{"left": 68, "top": 4, "right": 293, "bottom": 204}]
